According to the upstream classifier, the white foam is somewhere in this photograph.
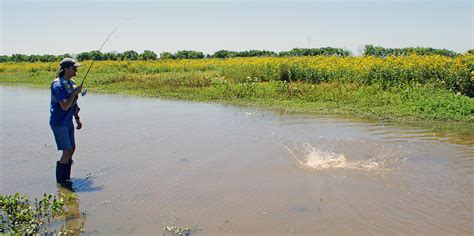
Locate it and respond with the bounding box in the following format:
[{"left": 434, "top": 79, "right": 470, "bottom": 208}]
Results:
[{"left": 286, "top": 143, "right": 381, "bottom": 171}]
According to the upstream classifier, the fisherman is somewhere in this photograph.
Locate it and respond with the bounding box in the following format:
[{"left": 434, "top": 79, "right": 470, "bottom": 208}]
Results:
[{"left": 50, "top": 58, "right": 83, "bottom": 186}]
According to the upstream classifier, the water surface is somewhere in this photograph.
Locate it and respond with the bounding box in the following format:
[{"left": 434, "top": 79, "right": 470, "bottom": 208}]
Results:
[{"left": 1, "top": 86, "right": 473, "bottom": 235}]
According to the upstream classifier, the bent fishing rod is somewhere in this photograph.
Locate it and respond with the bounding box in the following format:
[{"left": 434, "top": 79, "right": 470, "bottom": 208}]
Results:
[{"left": 80, "top": 17, "right": 133, "bottom": 91}]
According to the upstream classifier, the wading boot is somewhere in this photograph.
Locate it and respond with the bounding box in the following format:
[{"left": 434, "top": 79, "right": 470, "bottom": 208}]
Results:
[
  {"left": 56, "top": 161, "right": 72, "bottom": 188},
  {"left": 66, "top": 159, "right": 73, "bottom": 182}
]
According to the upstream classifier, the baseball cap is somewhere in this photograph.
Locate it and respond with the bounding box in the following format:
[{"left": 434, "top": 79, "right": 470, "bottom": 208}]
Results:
[{"left": 60, "top": 58, "right": 81, "bottom": 68}]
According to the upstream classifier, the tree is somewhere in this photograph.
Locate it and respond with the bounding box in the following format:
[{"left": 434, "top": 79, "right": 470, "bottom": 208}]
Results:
[
  {"left": 160, "top": 52, "right": 175, "bottom": 59},
  {"left": 103, "top": 52, "right": 119, "bottom": 60},
  {"left": 362, "top": 45, "right": 386, "bottom": 57},
  {"left": 212, "top": 50, "right": 237, "bottom": 58},
  {"left": 363, "top": 45, "right": 459, "bottom": 57},
  {"left": 39, "top": 54, "right": 56, "bottom": 62},
  {"left": 28, "top": 55, "right": 41, "bottom": 62},
  {"left": 175, "top": 50, "right": 204, "bottom": 59},
  {"left": 140, "top": 50, "right": 157, "bottom": 60},
  {"left": 11, "top": 54, "right": 29, "bottom": 62},
  {"left": 0, "top": 55, "right": 10, "bottom": 62},
  {"left": 122, "top": 50, "right": 139, "bottom": 60},
  {"left": 279, "top": 47, "right": 350, "bottom": 57},
  {"left": 76, "top": 52, "right": 91, "bottom": 61}
]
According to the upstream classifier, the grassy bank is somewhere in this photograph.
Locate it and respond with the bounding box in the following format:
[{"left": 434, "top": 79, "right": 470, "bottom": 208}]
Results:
[{"left": 1, "top": 55, "right": 473, "bottom": 122}]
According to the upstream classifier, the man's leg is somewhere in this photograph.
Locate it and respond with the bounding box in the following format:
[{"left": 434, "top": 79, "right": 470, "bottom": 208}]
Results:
[
  {"left": 52, "top": 125, "right": 74, "bottom": 184},
  {"left": 60, "top": 149, "right": 74, "bottom": 164},
  {"left": 65, "top": 125, "right": 76, "bottom": 181},
  {"left": 65, "top": 147, "right": 76, "bottom": 181}
]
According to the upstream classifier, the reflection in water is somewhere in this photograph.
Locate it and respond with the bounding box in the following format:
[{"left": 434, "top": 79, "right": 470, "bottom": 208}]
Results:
[{"left": 56, "top": 185, "right": 87, "bottom": 235}]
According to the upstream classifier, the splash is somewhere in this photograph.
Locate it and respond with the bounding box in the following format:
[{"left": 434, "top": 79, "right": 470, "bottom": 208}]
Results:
[{"left": 285, "top": 143, "right": 382, "bottom": 171}]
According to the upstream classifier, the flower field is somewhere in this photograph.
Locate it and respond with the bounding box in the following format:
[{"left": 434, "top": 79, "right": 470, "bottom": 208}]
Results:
[{"left": 1, "top": 55, "right": 473, "bottom": 121}]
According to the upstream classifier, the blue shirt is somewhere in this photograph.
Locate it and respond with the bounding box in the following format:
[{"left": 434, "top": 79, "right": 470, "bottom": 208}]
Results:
[{"left": 50, "top": 77, "right": 77, "bottom": 127}]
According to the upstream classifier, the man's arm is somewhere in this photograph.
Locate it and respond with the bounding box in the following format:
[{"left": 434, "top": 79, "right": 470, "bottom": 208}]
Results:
[{"left": 59, "top": 86, "right": 82, "bottom": 111}]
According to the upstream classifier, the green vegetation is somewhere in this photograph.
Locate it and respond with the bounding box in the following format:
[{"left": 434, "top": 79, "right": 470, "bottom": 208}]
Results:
[
  {"left": 163, "top": 225, "right": 191, "bottom": 235},
  {"left": 2, "top": 46, "right": 472, "bottom": 62},
  {"left": 0, "top": 192, "right": 75, "bottom": 234},
  {"left": 363, "top": 45, "right": 461, "bottom": 57},
  {"left": 0, "top": 55, "right": 472, "bottom": 122}
]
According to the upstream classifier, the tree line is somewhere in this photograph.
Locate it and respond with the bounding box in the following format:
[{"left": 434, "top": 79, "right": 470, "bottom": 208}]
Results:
[
  {"left": 362, "top": 45, "right": 462, "bottom": 57},
  {"left": 1, "top": 46, "right": 471, "bottom": 62}
]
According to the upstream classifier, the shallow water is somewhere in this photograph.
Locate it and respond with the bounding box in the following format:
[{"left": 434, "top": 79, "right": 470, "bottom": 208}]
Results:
[{"left": 1, "top": 85, "right": 473, "bottom": 235}]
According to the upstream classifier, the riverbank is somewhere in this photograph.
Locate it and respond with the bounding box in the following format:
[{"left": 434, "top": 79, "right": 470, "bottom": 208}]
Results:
[{"left": 1, "top": 56, "right": 472, "bottom": 122}]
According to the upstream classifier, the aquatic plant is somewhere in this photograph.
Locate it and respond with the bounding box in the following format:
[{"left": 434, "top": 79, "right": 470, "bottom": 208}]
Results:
[
  {"left": 163, "top": 225, "right": 191, "bottom": 235},
  {"left": 0, "top": 192, "right": 74, "bottom": 234}
]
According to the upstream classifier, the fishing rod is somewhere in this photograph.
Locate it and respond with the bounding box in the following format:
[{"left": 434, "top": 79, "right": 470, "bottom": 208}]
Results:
[{"left": 80, "top": 17, "right": 133, "bottom": 92}]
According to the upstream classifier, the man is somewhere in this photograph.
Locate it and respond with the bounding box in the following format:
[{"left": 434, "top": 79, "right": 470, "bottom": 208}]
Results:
[{"left": 50, "top": 58, "right": 84, "bottom": 186}]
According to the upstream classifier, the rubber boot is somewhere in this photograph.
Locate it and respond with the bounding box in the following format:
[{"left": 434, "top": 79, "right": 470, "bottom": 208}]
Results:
[
  {"left": 56, "top": 161, "right": 71, "bottom": 187},
  {"left": 66, "top": 159, "right": 73, "bottom": 182}
]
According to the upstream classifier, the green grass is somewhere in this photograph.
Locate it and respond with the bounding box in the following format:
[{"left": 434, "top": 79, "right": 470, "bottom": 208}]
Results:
[{"left": 1, "top": 65, "right": 472, "bottom": 122}]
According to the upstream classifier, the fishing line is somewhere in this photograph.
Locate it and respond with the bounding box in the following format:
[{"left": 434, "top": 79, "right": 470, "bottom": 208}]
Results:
[{"left": 80, "top": 17, "right": 134, "bottom": 91}]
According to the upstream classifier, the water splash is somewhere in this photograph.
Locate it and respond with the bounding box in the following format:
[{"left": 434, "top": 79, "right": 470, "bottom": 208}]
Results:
[{"left": 285, "top": 143, "right": 383, "bottom": 172}]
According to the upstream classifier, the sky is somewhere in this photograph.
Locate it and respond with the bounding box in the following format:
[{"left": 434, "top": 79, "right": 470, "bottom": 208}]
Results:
[{"left": 1, "top": 0, "right": 472, "bottom": 55}]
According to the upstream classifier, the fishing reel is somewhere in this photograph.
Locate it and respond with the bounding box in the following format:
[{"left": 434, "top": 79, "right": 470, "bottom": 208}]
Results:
[{"left": 81, "top": 89, "right": 88, "bottom": 96}]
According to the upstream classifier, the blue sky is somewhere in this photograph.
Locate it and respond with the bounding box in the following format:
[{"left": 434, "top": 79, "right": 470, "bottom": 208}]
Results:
[{"left": 1, "top": 0, "right": 472, "bottom": 55}]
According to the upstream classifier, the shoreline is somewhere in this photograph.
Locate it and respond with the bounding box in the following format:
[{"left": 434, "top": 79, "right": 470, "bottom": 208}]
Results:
[
  {"left": 1, "top": 56, "right": 472, "bottom": 123},
  {"left": 2, "top": 82, "right": 472, "bottom": 125}
]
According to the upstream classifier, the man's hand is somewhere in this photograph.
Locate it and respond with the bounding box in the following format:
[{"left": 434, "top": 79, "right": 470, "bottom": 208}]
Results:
[
  {"left": 75, "top": 118, "right": 82, "bottom": 130},
  {"left": 73, "top": 84, "right": 83, "bottom": 95},
  {"left": 60, "top": 84, "right": 83, "bottom": 111}
]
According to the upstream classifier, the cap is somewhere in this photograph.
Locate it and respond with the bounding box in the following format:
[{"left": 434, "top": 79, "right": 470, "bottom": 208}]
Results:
[{"left": 60, "top": 58, "right": 81, "bottom": 68}]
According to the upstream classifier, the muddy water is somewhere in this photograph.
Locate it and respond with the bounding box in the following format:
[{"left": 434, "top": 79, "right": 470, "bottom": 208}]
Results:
[{"left": 1, "top": 85, "right": 473, "bottom": 235}]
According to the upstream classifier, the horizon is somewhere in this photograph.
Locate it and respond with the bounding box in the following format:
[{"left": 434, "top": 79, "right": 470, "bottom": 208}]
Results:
[
  {"left": 0, "top": 46, "right": 468, "bottom": 57},
  {"left": 1, "top": 0, "right": 472, "bottom": 56}
]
